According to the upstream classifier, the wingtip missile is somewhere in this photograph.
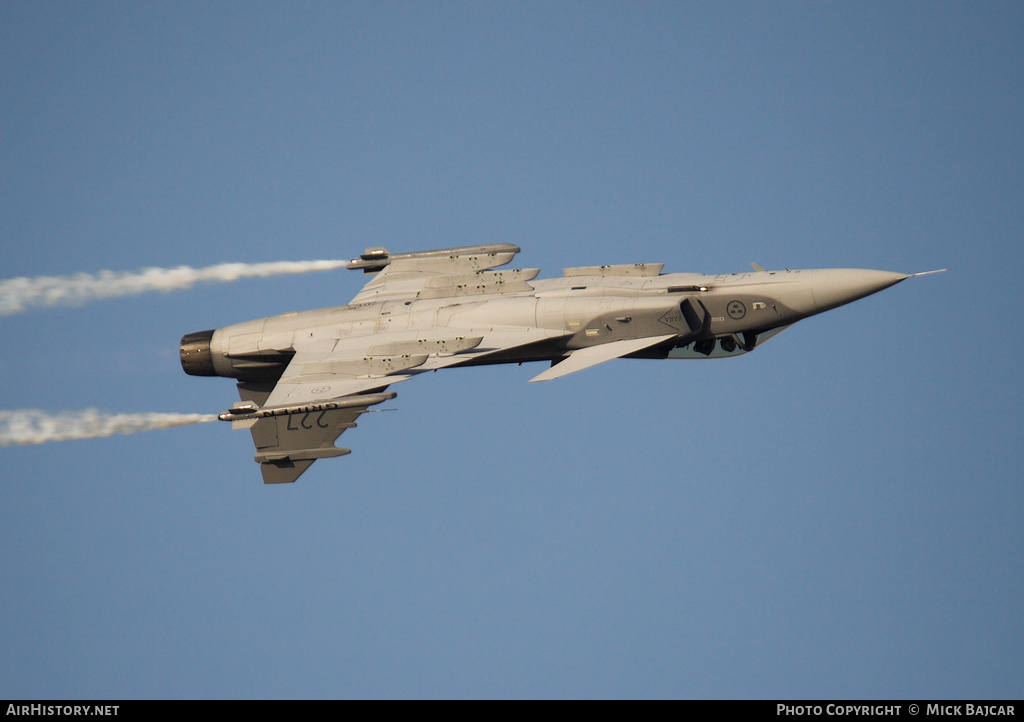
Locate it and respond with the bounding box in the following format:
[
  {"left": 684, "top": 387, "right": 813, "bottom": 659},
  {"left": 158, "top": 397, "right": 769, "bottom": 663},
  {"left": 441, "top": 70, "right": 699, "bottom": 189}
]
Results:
[{"left": 346, "top": 247, "right": 391, "bottom": 272}]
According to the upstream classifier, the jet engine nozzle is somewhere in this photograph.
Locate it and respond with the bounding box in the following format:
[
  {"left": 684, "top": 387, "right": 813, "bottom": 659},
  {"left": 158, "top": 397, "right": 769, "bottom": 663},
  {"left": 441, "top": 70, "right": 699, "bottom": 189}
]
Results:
[{"left": 180, "top": 329, "right": 217, "bottom": 376}]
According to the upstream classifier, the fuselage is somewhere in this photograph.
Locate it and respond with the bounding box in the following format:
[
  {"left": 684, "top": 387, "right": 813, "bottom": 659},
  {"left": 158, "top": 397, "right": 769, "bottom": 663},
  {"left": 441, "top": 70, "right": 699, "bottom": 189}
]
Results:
[{"left": 181, "top": 266, "right": 909, "bottom": 381}]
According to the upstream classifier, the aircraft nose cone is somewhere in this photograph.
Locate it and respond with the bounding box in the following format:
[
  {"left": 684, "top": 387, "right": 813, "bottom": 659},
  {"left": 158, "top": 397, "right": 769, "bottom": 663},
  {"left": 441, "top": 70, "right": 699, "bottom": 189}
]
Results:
[{"left": 810, "top": 269, "right": 909, "bottom": 313}]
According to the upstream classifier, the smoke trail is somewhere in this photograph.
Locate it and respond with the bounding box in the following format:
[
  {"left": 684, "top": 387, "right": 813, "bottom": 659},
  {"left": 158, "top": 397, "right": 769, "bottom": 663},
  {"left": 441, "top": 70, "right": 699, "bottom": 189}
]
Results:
[
  {"left": 0, "top": 409, "right": 218, "bottom": 447},
  {"left": 0, "top": 259, "right": 349, "bottom": 316}
]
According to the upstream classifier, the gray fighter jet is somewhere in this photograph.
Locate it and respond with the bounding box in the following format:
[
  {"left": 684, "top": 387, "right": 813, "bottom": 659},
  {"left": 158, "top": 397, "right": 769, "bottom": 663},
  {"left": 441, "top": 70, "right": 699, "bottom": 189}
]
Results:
[{"left": 181, "top": 244, "right": 942, "bottom": 483}]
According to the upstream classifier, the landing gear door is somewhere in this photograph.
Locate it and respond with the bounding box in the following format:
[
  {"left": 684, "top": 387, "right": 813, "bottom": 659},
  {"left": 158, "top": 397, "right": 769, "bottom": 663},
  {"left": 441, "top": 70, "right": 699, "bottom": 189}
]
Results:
[{"left": 680, "top": 298, "right": 708, "bottom": 335}]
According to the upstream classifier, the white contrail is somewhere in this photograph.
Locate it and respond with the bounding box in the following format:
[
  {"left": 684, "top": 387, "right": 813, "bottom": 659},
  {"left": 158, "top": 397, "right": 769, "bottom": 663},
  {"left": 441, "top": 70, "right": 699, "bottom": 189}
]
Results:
[
  {"left": 0, "top": 409, "right": 218, "bottom": 447},
  {"left": 0, "top": 259, "right": 349, "bottom": 316}
]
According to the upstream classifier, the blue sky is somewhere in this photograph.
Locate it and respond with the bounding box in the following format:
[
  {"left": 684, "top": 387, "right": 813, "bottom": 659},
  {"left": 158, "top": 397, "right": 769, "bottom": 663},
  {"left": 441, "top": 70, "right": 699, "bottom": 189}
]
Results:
[{"left": 1, "top": 1, "right": 1021, "bottom": 699}]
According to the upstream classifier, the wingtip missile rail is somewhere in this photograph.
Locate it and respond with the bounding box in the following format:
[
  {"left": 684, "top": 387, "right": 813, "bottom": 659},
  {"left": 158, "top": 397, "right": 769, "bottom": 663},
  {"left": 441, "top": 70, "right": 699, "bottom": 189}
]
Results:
[{"left": 217, "top": 392, "right": 398, "bottom": 422}]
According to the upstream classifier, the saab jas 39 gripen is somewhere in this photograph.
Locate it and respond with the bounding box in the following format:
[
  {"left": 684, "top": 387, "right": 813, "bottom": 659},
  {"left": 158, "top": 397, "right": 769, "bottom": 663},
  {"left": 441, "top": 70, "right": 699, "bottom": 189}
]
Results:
[{"left": 180, "top": 244, "right": 943, "bottom": 483}]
